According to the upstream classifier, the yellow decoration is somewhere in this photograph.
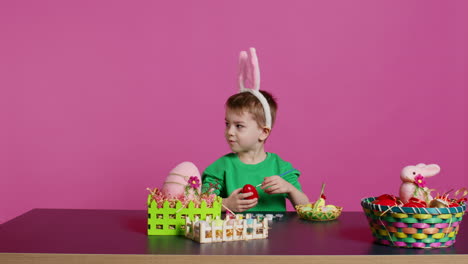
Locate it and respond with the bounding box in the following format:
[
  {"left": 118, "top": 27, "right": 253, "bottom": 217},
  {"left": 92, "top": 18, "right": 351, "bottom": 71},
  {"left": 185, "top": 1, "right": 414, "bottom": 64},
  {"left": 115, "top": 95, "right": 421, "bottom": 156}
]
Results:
[
  {"left": 432, "top": 233, "right": 445, "bottom": 239},
  {"left": 413, "top": 214, "right": 432, "bottom": 219},
  {"left": 378, "top": 229, "right": 388, "bottom": 236},
  {"left": 313, "top": 198, "right": 325, "bottom": 210},
  {"left": 437, "top": 214, "right": 452, "bottom": 219},
  {"left": 395, "top": 232, "right": 407, "bottom": 238},
  {"left": 412, "top": 233, "right": 428, "bottom": 240},
  {"left": 391, "top": 213, "right": 408, "bottom": 218}
]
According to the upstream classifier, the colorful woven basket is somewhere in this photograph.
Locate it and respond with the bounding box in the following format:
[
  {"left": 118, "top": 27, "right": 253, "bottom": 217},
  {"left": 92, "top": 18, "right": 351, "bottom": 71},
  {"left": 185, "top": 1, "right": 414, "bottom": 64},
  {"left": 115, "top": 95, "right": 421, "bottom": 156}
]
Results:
[{"left": 361, "top": 197, "right": 466, "bottom": 248}]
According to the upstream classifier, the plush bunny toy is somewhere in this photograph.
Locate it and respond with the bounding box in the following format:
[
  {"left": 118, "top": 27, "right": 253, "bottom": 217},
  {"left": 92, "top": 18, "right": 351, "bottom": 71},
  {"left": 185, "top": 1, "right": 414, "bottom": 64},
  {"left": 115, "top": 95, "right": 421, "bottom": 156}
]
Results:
[{"left": 399, "top": 163, "right": 440, "bottom": 204}]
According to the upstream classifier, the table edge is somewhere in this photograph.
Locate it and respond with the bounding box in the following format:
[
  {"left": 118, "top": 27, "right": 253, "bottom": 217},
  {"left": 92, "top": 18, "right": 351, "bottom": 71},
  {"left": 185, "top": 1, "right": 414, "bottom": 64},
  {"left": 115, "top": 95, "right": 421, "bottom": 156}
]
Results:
[{"left": 1, "top": 253, "right": 467, "bottom": 264}]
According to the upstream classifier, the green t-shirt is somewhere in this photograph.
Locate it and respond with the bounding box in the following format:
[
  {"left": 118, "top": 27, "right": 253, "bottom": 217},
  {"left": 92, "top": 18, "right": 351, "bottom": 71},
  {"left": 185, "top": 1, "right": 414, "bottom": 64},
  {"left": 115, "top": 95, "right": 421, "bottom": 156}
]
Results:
[{"left": 202, "top": 152, "right": 302, "bottom": 212}]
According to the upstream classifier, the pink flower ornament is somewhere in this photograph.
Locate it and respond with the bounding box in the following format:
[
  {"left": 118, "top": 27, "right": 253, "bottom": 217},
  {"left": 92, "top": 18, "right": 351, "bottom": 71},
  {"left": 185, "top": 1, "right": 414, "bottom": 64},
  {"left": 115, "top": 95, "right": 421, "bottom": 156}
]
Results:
[
  {"left": 188, "top": 176, "right": 201, "bottom": 189},
  {"left": 414, "top": 174, "right": 426, "bottom": 188}
]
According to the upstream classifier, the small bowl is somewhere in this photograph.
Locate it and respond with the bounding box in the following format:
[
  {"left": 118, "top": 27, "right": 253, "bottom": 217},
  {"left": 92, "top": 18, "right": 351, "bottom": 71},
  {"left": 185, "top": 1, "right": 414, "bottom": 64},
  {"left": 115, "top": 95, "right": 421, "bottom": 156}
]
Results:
[{"left": 296, "top": 203, "right": 343, "bottom": 221}]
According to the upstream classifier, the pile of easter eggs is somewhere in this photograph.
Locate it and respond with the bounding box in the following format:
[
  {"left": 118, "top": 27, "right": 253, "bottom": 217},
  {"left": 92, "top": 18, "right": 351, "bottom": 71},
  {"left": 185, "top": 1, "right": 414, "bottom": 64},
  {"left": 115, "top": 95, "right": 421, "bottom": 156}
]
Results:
[{"left": 372, "top": 194, "right": 466, "bottom": 208}]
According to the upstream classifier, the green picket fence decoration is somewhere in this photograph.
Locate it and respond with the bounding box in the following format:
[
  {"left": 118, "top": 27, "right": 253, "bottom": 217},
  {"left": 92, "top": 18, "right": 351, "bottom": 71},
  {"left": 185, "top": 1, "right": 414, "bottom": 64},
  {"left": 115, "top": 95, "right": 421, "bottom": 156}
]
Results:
[{"left": 147, "top": 195, "right": 222, "bottom": 235}]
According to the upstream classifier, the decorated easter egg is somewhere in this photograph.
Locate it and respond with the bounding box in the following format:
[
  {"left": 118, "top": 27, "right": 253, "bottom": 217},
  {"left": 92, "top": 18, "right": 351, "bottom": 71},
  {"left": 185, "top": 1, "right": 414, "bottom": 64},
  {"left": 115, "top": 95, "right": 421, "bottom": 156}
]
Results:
[
  {"left": 161, "top": 161, "right": 201, "bottom": 198},
  {"left": 313, "top": 198, "right": 325, "bottom": 211},
  {"left": 241, "top": 184, "right": 258, "bottom": 200},
  {"left": 372, "top": 199, "right": 398, "bottom": 206},
  {"left": 376, "top": 194, "right": 397, "bottom": 202},
  {"left": 372, "top": 194, "right": 400, "bottom": 206},
  {"left": 407, "top": 197, "right": 427, "bottom": 207},
  {"left": 402, "top": 202, "right": 425, "bottom": 208},
  {"left": 429, "top": 199, "right": 449, "bottom": 208}
]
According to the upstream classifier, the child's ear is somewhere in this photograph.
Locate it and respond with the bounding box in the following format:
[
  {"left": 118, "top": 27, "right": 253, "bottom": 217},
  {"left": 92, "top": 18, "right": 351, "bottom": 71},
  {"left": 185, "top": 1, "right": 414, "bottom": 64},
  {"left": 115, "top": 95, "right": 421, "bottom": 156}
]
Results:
[{"left": 259, "top": 127, "right": 271, "bottom": 142}]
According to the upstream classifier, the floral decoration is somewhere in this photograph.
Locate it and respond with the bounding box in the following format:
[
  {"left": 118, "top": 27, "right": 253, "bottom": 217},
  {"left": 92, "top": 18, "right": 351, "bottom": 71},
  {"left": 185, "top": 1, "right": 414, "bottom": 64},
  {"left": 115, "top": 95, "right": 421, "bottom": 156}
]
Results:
[
  {"left": 414, "top": 174, "right": 426, "bottom": 188},
  {"left": 147, "top": 178, "right": 221, "bottom": 209},
  {"left": 188, "top": 176, "right": 201, "bottom": 189}
]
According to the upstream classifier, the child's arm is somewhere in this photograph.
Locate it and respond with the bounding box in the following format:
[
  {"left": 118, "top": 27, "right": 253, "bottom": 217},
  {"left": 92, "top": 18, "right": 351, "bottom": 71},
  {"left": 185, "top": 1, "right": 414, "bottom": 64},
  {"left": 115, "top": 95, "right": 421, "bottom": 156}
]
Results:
[
  {"left": 223, "top": 188, "right": 258, "bottom": 212},
  {"left": 261, "top": 176, "right": 310, "bottom": 206},
  {"left": 285, "top": 184, "right": 310, "bottom": 206}
]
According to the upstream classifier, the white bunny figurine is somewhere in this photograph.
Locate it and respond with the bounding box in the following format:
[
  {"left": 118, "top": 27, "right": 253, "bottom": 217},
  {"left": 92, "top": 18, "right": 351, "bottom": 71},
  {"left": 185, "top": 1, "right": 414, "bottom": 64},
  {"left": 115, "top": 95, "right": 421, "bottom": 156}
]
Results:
[{"left": 399, "top": 163, "right": 440, "bottom": 204}]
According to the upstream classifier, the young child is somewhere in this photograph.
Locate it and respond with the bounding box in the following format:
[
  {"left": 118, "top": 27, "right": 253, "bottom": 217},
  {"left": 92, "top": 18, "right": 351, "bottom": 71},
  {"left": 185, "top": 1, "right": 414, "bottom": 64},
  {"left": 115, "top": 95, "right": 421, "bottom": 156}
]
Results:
[{"left": 202, "top": 48, "right": 309, "bottom": 212}]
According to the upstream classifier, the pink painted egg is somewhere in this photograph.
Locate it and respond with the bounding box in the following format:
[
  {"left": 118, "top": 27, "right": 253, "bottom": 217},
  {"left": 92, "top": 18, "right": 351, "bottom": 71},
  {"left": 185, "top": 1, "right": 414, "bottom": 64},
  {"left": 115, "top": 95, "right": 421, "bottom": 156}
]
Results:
[{"left": 161, "top": 161, "right": 201, "bottom": 198}]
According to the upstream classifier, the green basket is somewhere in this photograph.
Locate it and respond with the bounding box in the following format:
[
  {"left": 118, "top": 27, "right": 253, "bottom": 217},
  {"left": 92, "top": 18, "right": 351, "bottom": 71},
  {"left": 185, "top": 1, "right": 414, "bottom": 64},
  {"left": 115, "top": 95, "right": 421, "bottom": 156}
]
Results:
[
  {"left": 295, "top": 203, "right": 343, "bottom": 221},
  {"left": 361, "top": 197, "right": 466, "bottom": 248},
  {"left": 147, "top": 195, "right": 222, "bottom": 235}
]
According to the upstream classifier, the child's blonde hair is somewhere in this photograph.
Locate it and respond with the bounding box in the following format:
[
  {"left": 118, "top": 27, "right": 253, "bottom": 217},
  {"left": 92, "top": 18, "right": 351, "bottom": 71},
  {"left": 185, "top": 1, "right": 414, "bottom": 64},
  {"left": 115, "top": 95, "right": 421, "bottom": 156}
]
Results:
[{"left": 226, "top": 90, "right": 278, "bottom": 128}]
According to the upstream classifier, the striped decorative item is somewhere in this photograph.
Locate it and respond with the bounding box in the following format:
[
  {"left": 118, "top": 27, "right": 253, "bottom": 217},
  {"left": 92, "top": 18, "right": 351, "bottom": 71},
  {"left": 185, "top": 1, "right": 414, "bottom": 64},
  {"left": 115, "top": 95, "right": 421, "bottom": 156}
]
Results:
[{"left": 361, "top": 197, "right": 466, "bottom": 248}]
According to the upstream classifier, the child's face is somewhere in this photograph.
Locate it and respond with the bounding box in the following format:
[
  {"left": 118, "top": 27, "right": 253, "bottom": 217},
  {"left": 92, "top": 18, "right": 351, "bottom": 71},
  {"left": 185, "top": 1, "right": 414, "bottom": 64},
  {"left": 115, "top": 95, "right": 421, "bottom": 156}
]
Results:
[{"left": 225, "top": 108, "right": 264, "bottom": 153}]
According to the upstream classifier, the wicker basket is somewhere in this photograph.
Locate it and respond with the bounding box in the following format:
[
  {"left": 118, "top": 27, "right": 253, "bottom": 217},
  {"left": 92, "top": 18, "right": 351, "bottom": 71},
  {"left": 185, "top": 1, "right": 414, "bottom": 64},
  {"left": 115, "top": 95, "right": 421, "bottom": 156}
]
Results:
[
  {"left": 296, "top": 203, "right": 343, "bottom": 221},
  {"left": 361, "top": 197, "right": 466, "bottom": 248}
]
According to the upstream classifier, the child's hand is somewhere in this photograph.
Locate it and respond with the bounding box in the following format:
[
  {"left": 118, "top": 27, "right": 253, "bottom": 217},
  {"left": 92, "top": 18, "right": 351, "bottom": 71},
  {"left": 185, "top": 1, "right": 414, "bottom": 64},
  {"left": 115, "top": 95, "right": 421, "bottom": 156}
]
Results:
[
  {"left": 261, "top": 176, "right": 293, "bottom": 195},
  {"left": 223, "top": 188, "right": 258, "bottom": 212}
]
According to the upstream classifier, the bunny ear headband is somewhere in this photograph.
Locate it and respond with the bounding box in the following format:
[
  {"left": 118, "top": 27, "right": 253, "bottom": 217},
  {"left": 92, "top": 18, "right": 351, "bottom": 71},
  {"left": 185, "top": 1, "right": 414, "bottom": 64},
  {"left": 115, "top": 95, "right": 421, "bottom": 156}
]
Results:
[{"left": 238, "top": 47, "right": 272, "bottom": 129}]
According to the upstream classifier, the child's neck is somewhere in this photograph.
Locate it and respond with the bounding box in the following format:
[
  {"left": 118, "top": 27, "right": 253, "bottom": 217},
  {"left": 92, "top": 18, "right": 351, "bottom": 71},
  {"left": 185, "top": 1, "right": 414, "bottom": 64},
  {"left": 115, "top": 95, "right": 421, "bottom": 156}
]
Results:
[{"left": 237, "top": 148, "right": 267, "bottom": 165}]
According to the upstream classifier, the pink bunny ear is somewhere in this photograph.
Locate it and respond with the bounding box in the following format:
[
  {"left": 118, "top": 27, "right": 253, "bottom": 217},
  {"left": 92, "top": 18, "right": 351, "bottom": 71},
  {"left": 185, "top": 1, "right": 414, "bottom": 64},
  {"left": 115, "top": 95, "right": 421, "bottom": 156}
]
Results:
[
  {"left": 236, "top": 47, "right": 272, "bottom": 129},
  {"left": 238, "top": 47, "right": 260, "bottom": 91},
  {"left": 421, "top": 164, "right": 440, "bottom": 177}
]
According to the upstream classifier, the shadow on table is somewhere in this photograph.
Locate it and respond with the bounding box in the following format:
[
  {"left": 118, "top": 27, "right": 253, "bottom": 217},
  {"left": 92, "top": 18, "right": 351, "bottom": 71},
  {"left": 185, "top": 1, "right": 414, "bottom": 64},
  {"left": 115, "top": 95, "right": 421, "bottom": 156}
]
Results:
[
  {"left": 123, "top": 216, "right": 147, "bottom": 235},
  {"left": 338, "top": 226, "right": 373, "bottom": 243},
  {"left": 147, "top": 235, "right": 197, "bottom": 254}
]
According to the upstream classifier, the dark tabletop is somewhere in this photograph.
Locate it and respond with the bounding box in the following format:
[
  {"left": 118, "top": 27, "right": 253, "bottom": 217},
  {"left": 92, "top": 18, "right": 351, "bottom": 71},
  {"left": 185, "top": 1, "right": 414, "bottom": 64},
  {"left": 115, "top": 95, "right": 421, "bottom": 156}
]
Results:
[{"left": 0, "top": 209, "right": 466, "bottom": 255}]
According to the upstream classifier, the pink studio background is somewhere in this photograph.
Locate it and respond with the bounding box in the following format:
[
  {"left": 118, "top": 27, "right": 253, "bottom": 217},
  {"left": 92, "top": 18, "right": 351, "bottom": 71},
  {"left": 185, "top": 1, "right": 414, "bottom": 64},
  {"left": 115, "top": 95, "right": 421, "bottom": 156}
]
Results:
[{"left": 1, "top": 1, "right": 467, "bottom": 224}]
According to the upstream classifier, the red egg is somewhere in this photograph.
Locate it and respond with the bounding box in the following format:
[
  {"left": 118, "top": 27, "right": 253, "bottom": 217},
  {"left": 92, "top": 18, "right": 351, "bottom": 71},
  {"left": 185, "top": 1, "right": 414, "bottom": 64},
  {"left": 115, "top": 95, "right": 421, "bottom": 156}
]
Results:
[
  {"left": 402, "top": 202, "right": 426, "bottom": 208},
  {"left": 376, "top": 194, "right": 397, "bottom": 202},
  {"left": 408, "top": 197, "right": 427, "bottom": 207},
  {"left": 241, "top": 184, "right": 259, "bottom": 200},
  {"left": 372, "top": 199, "right": 398, "bottom": 206},
  {"left": 372, "top": 194, "right": 400, "bottom": 206}
]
